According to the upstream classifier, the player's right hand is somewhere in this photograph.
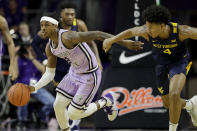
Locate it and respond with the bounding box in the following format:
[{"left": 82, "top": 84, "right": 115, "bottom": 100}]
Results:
[{"left": 28, "top": 86, "right": 36, "bottom": 93}]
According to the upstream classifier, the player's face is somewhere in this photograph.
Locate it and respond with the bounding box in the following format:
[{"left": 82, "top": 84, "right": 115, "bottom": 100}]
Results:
[
  {"left": 60, "top": 8, "right": 76, "bottom": 26},
  {"left": 146, "top": 21, "right": 162, "bottom": 38},
  {"left": 40, "top": 21, "right": 56, "bottom": 38}
]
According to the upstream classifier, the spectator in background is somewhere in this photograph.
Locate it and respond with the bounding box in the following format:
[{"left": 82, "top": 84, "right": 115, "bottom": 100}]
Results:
[
  {"left": 15, "top": 22, "right": 32, "bottom": 46},
  {"left": 15, "top": 45, "right": 55, "bottom": 130},
  {"left": 14, "top": 22, "right": 55, "bottom": 130},
  {"left": 0, "top": 0, "right": 27, "bottom": 31}
]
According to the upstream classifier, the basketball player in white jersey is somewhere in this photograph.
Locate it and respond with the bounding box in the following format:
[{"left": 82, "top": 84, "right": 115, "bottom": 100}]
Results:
[
  {"left": 0, "top": 15, "right": 17, "bottom": 80},
  {"left": 29, "top": 13, "right": 143, "bottom": 131}
]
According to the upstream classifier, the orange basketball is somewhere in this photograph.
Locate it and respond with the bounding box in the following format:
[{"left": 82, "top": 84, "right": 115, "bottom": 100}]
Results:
[{"left": 8, "top": 83, "right": 30, "bottom": 106}]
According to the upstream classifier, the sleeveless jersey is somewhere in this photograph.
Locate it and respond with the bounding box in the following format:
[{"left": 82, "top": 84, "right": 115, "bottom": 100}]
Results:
[
  {"left": 150, "top": 22, "right": 189, "bottom": 65},
  {"left": 54, "top": 19, "right": 79, "bottom": 81},
  {"left": 50, "top": 29, "right": 98, "bottom": 74}
]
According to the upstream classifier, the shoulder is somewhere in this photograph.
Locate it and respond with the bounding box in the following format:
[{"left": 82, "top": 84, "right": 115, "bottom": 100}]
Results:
[
  {"left": 77, "top": 19, "right": 88, "bottom": 31},
  {"left": 61, "top": 31, "right": 77, "bottom": 48},
  {"left": 77, "top": 19, "right": 86, "bottom": 26}
]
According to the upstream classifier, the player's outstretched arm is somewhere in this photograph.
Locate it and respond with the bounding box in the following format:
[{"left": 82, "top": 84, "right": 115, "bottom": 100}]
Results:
[
  {"left": 62, "top": 30, "right": 145, "bottom": 50},
  {"left": 30, "top": 43, "right": 57, "bottom": 92},
  {"left": 62, "top": 31, "right": 113, "bottom": 46},
  {"left": 179, "top": 25, "right": 197, "bottom": 41},
  {"left": 103, "top": 26, "right": 147, "bottom": 52}
]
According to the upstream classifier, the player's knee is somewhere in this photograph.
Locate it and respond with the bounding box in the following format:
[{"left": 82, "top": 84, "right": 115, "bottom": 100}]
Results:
[
  {"left": 53, "top": 99, "right": 66, "bottom": 112},
  {"left": 68, "top": 105, "right": 81, "bottom": 120},
  {"left": 162, "top": 101, "right": 169, "bottom": 109},
  {"left": 169, "top": 91, "right": 180, "bottom": 103}
]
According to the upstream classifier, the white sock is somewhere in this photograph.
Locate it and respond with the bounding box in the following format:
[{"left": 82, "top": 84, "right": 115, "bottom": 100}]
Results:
[
  {"left": 184, "top": 100, "right": 192, "bottom": 111},
  {"left": 169, "top": 122, "right": 178, "bottom": 131},
  {"left": 81, "top": 103, "right": 98, "bottom": 118},
  {"left": 98, "top": 98, "right": 107, "bottom": 108}
]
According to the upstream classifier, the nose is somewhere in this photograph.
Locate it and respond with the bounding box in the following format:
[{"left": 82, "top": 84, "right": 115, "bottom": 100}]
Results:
[
  {"left": 41, "top": 26, "right": 46, "bottom": 31},
  {"left": 68, "top": 14, "right": 73, "bottom": 19}
]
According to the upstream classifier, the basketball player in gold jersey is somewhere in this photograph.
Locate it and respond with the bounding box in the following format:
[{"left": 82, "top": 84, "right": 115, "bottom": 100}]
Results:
[{"left": 103, "top": 5, "right": 197, "bottom": 131}]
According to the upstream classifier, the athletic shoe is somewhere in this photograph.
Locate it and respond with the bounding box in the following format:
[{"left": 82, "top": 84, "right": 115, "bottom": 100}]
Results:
[
  {"left": 187, "top": 95, "right": 197, "bottom": 126},
  {"left": 102, "top": 92, "right": 118, "bottom": 121}
]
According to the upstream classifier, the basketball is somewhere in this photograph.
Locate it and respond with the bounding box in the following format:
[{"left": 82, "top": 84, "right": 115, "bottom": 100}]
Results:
[{"left": 8, "top": 83, "right": 30, "bottom": 106}]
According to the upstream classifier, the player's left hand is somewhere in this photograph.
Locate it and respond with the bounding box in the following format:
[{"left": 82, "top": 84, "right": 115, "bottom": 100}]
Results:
[
  {"left": 103, "top": 38, "right": 113, "bottom": 52},
  {"left": 123, "top": 40, "right": 144, "bottom": 51},
  {"left": 9, "top": 65, "right": 18, "bottom": 80}
]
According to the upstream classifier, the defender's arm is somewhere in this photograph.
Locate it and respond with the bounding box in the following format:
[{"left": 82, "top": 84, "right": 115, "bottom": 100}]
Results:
[
  {"left": 179, "top": 25, "right": 197, "bottom": 41},
  {"left": 103, "top": 25, "right": 147, "bottom": 52}
]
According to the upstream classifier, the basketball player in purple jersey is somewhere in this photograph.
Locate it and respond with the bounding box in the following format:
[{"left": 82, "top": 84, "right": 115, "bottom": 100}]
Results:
[
  {"left": 0, "top": 15, "right": 17, "bottom": 80},
  {"left": 29, "top": 13, "right": 143, "bottom": 131},
  {"left": 59, "top": 2, "right": 103, "bottom": 71}
]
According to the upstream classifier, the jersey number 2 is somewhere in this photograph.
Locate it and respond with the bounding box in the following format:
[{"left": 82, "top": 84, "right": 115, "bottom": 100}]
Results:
[{"left": 163, "top": 49, "right": 172, "bottom": 55}]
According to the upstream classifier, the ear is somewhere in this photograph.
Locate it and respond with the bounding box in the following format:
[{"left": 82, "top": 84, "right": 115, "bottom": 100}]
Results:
[{"left": 55, "top": 24, "right": 58, "bottom": 28}]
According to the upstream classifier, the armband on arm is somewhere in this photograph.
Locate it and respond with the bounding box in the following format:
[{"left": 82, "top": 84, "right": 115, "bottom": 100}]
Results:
[{"left": 34, "top": 67, "right": 55, "bottom": 90}]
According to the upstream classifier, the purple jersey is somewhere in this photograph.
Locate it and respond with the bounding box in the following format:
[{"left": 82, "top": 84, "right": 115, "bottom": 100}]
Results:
[
  {"left": 50, "top": 29, "right": 98, "bottom": 74},
  {"left": 16, "top": 57, "right": 42, "bottom": 85}
]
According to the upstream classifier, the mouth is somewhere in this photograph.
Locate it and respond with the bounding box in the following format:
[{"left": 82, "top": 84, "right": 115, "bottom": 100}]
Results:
[
  {"left": 41, "top": 30, "right": 46, "bottom": 35},
  {"left": 67, "top": 20, "right": 73, "bottom": 25}
]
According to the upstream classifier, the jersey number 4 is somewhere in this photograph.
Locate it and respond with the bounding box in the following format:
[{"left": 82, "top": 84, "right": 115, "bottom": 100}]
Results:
[{"left": 163, "top": 49, "right": 172, "bottom": 55}]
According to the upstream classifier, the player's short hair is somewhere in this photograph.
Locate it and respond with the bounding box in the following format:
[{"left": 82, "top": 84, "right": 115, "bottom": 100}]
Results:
[
  {"left": 42, "top": 12, "right": 59, "bottom": 21},
  {"left": 142, "top": 5, "right": 171, "bottom": 24},
  {"left": 60, "top": 2, "right": 77, "bottom": 11}
]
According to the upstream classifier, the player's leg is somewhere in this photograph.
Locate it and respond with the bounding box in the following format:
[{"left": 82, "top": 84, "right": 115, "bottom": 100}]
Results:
[
  {"left": 168, "top": 59, "right": 194, "bottom": 131},
  {"left": 68, "top": 92, "right": 117, "bottom": 121},
  {"left": 67, "top": 70, "right": 118, "bottom": 121},
  {"left": 54, "top": 74, "right": 77, "bottom": 131},
  {"left": 155, "top": 64, "right": 170, "bottom": 108},
  {"left": 53, "top": 92, "right": 71, "bottom": 131},
  {"left": 161, "top": 94, "right": 190, "bottom": 109},
  {"left": 168, "top": 73, "right": 186, "bottom": 131}
]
